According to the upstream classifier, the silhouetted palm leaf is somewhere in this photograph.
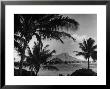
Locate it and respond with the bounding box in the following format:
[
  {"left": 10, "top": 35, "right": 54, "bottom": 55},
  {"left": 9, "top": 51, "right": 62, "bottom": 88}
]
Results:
[
  {"left": 14, "top": 14, "right": 79, "bottom": 75},
  {"left": 25, "top": 43, "right": 56, "bottom": 75},
  {"left": 74, "top": 38, "right": 97, "bottom": 69},
  {"left": 15, "top": 14, "right": 79, "bottom": 44}
]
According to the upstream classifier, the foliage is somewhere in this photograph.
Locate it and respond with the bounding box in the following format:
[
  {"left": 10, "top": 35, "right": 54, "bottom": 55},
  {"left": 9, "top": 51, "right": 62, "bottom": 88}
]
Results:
[
  {"left": 14, "top": 61, "right": 27, "bottom": 68},
  {"left": 14, "top": 14, "right": 79, "bottom": 75},
  {"left": 70, "top": 68, "right": 97, "bottom": 76},
  {"left": 59, "top": 74, "right": 64, "bottom": 76},
  {"left": 14, "top": 69, "right": 35, "bottom": 76},
  {"left": 25, "top": 43, "right": 56, "bottom": 75},
  {"left": 14, "top": 14, "right": 79, "bottom": 53},
  {"left": 74, "top": 38, "right": 97, "bottom": 69},
  {"left": 14, "top": 14, "right": 79, "bottom": 47}
]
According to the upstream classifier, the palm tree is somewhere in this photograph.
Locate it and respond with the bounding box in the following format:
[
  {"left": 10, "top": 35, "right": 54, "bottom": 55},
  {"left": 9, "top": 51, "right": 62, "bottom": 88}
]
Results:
[
  {"left": 25, "top": 42, "right": 56, "bottom": 75},
  {"left": 74, "top": 38, "right": 97, "bottom": 69},
  {"left": 14, "top": 14, "right": 79, "bottom": 75}
]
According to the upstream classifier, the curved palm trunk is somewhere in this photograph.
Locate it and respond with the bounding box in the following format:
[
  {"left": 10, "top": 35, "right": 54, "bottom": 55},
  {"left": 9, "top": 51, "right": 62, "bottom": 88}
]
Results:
[
  {"left": 35, "top": 36, "right": 42, "bottom": 76},
  {"left": 87, "top": 58, "right": 90, "bottom": 69},
  {"left": 33, "top": 52, "right": 41, "bottom": 76},
  {"left": 19, "top": 42, "right": 27, "bottom": 76},
  {"left": 36, "top": 34, "right": 43, "bottom": 52},
  {"left": 19, "top": 61, "right": 23, "bottom": 75},
  {"left": 35, "top": 64, "right": 40, "bottom": 76},
  {"left": 19, "top": 55, "right": 25, "bottom": 75},
  {"left": 30, "top": 65, "right": 33, "bottom": 76}
]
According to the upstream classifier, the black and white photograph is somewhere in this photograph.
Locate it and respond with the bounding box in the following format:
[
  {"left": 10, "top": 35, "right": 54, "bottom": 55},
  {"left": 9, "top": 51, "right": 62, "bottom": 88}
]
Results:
[
  {"left": 14, "top": 14, "right": 97, "bottom": 76},
  {"left": 3, "top": 3, "right": 107, "bottom": 85}
]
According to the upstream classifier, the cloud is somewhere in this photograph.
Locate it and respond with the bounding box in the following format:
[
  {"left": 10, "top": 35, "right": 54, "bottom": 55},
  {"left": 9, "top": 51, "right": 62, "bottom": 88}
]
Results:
[{"left": 72, "top": 34, "right": 88, "bottom": 42}]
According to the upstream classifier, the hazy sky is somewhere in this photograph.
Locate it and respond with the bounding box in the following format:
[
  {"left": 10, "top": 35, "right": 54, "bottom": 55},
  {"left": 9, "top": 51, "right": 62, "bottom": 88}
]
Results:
[
  {"left": 15, "top": 14, "right": 97, "bottom": 61},
  {"left": 64, "top": 14, "right": 97, "bottom": 41},
  {"left": 39, "top": 14, "right": 97, "bottom": 60}
]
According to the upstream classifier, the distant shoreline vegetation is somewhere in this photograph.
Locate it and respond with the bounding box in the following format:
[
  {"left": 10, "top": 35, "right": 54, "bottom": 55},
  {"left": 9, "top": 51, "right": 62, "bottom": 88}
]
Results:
[{"left": 14, "top": 57, "right": 97, "bottom": 76}]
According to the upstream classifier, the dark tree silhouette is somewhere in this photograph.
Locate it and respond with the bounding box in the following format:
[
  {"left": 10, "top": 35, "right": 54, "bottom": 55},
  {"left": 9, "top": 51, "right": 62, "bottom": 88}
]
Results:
[
  {"left": 74, "top": 38, "right": 97, "bottom": 69},
  {"left": 25, "top": 43, "right": 56, "bottom": 75},
  {"left": 14, "top": 14, "right": 79, "bottom": 75}
]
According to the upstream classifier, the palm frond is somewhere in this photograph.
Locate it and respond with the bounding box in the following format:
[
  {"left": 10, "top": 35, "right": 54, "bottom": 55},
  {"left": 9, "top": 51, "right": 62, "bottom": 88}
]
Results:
[
  {"left": 43, "top": 44, "right": 50, "bottom": 51},
  {"left": 92, "top": 45, "right": 97, "bottom": 50},
  {"left": 38, "top": 14, "right": 79, "bottom": 31},
  {"left": 91, "top": 51, "right": 97, "bottom": 61},
  {"left": 14, "top": 35, "right": 26, "bottom": 44},
  {"left": 87, "top": 38, "right": 95, "bottom": 50},
  {"left": 14, "top": 61, "right": 20, "bottom": 67},
  {"left": 75, "top": 37, "right": 97, "bottom": 61},
  {"left": 14, "top": 40, "right": 23, "bottom": 55},
  {"left": 76, "top": 52, "right": 85, "bottom": 56},
  {"left": 27, "top": 46, "right": 33, "bottom": 57},
  {"left": 38, "top": 30, "right": 76, "bottom": 43},
  {"left": 79, "top": 43, "right": 87, "bottom": 52}
]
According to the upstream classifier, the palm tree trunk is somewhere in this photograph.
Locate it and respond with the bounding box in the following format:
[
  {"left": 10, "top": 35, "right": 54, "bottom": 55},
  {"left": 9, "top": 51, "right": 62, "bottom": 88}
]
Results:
[
  {"left": 88, "top": 58, "right": 90, "bottom": 69},
  {"left": 19, "top": 54, "right": 25, "bottom": 75},
  {"left": 35, "top": 64, "right": 40, "bottom": 76},
  {"left": 36, "top": 37, "right": 42, "bottom": 76},
  {"left": 19, "top": 62, "right": 22, "bottom": 76},
  {"left": 30, "top": 70, "right": 33, "bottom": 76},
  {"left": 19, "top": 42, "right": 27, "bottom": 76},
  {"left": 30, "top": 66, "right": 33, "bottom": 76}
]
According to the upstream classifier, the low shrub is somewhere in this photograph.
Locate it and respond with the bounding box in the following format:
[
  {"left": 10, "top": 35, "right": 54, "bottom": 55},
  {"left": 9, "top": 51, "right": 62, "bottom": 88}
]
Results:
[
  {"left": 71, "top": 68, "right": 97, "bottom": 76},
  {"left": 14, "top": 69, "right": 36, "bottom": 76},
  {"left": 59, "top": 74, "right": 64, "bottom": 76}
]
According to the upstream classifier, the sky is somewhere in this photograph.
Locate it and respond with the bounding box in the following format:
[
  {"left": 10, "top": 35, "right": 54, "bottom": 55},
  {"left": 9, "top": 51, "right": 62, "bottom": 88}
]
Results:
[
  {"left": 64, "top": 14, "right": 97, "bottom": 41},
  {"left": 15, "top": 14, "right": 97, "bottom": 61},
  {"left": 40, "top": 14, "right": 97, "bottom": 60}
]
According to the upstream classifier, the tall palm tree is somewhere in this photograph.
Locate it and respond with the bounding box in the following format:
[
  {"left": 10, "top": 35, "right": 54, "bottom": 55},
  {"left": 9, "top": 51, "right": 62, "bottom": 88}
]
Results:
[
  {"left": 14, "top": 14, "right": 79, "bottom": 75},
  {"left": 26, "top": 42, "right": 56, "bottom": 75},
  {"left": 74, "top": 38, "right": 97, "bottom": 69}
]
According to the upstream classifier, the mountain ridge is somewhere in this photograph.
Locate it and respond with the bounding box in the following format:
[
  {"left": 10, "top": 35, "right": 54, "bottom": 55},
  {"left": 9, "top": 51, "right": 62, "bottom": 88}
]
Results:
[{"left": 50, "top": 53, "right": 82, "bottom": 62}]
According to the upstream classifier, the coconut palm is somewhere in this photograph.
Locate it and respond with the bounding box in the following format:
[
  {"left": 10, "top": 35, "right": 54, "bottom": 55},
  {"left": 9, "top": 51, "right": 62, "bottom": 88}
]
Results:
[
  {"left": 25, "top": 42, "right": 56, "bottom": 75},
  {"left": 74, "top": 38, "right": 97, "bottom": 69},
  {"left": 14, "top": 14, "right": 79, "bottom": 75}
]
